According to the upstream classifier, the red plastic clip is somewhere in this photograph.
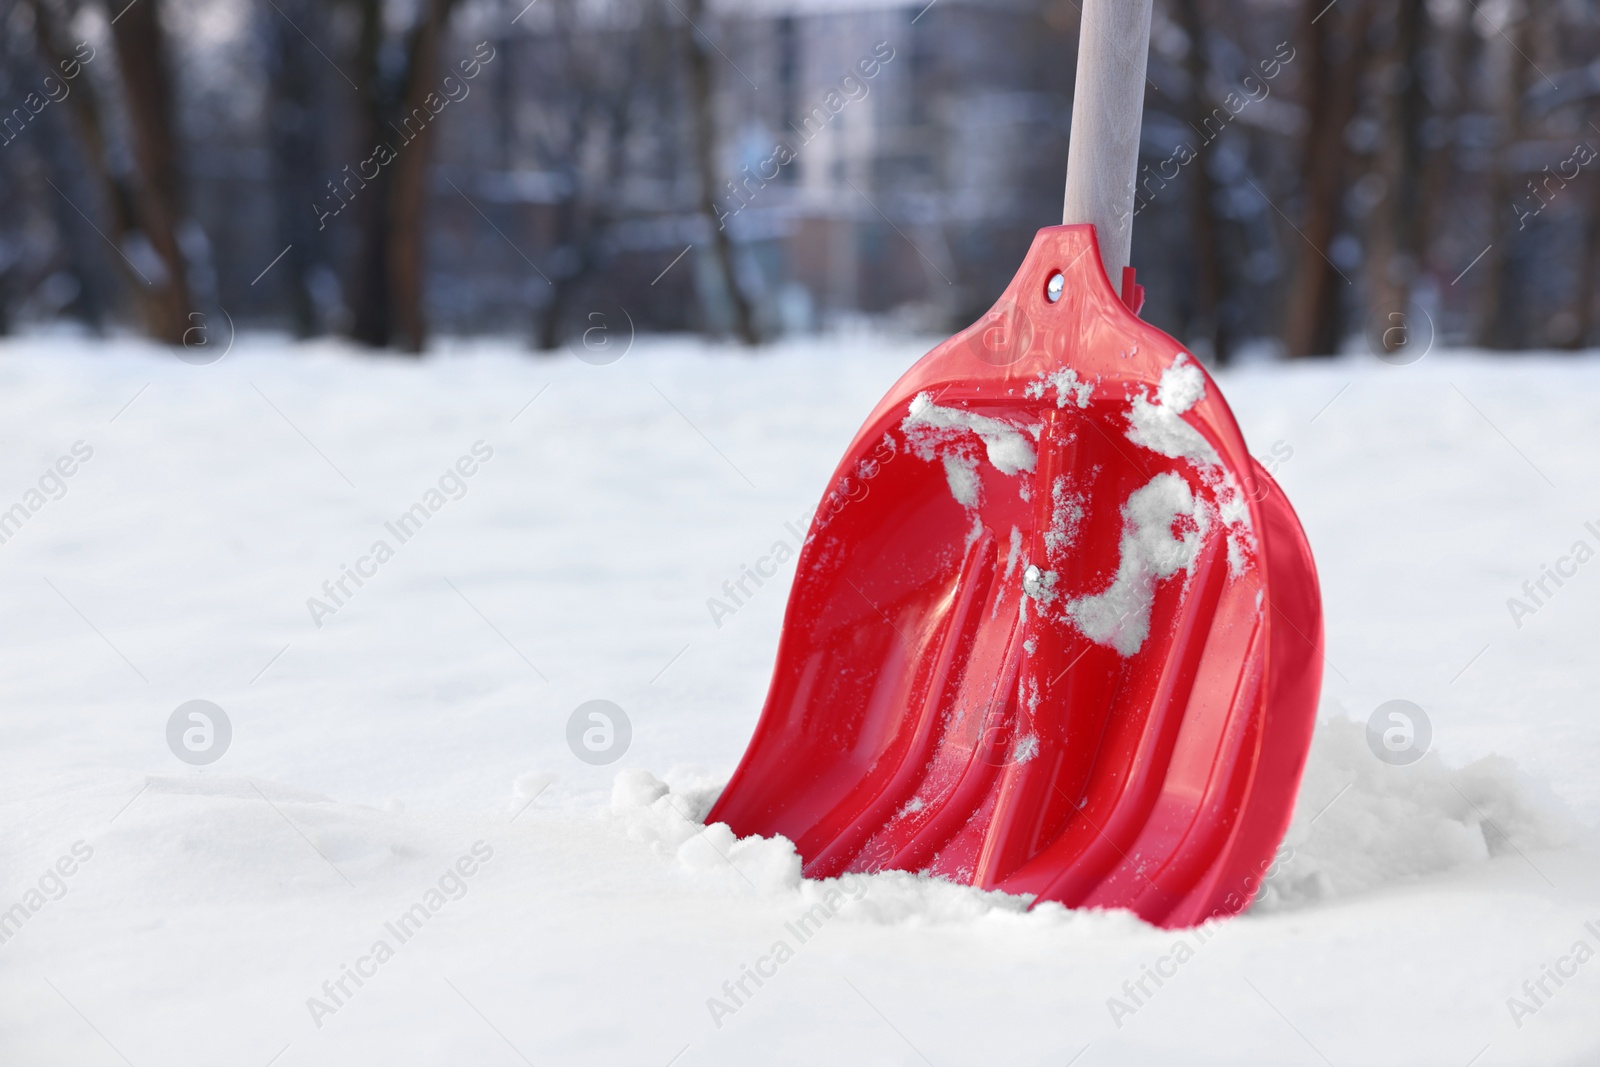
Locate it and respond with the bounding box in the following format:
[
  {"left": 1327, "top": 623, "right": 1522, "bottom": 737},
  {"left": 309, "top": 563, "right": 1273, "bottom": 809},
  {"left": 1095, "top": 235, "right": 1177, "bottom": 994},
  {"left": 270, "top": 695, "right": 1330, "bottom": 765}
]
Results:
[{"left": 1120, "top": 266, "right": 1145, "bottom": 316}]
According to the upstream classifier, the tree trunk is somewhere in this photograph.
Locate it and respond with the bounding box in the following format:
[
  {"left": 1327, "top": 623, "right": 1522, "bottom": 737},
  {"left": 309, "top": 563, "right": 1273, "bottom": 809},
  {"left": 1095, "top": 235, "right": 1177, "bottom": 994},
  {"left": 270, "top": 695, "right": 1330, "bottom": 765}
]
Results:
[
  {"left": 107, "top": 0, "right": 195, "bottom": 344},
  {"left": 680, "top": 0, "right": 759, "bottom": 345},
  {"left": 1478, "top": 0, "right": 1534, "bottom": 350},
  {"left": 386, "top": 0, "right": 458, "bottom": 353},
  {"left": 29, "top": 0, "right": 182, "bottom": 337},
  {"left": 35, "top": 115, "right": 114, "bottom": 331},
  {"left": 25, "top": 0, "right": 120, "bottom": 329},
  {"left": 528, "top": 0, "right": 648, "bottom": 352},
  {"left": 536, "top": 174, "right": 581, "bottom": 351},
  {"left": 1418, "top": 3, "right": 1474, "bottom": 277},
  {"left": 264, "top": 0, "right": 325, "bottom": 338},
  {"left": 1369, "top": 0, "right": 1427, "bottom": 355},
  {"left": 1574, "top": 161, "right": 1600, "bottom": 348},
  {"left": 348, "top": 0, "right": 393, "bottom": 347},
  {"left": 1283, "top": 0, "right": 1370, "bottom": 358},
  {"left": 1174, "top": 0, "right": 1230, "bottom": 365},
  {"left": 346, "top": 0, "right": 458, "bottom": 353}
]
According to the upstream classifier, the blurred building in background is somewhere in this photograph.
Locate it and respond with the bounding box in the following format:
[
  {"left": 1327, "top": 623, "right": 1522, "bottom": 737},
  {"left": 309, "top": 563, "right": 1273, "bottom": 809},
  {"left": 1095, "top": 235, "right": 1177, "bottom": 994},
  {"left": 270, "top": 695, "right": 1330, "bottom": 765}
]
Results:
[{"left": 1, "top": 0, "right": 1599, "bottom": 359}]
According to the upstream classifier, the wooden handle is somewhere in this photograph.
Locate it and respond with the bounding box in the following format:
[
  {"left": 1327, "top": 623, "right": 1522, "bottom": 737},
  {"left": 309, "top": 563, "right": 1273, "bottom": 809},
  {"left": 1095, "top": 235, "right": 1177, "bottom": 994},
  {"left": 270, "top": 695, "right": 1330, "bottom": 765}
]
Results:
[{"left": 1062, "top": 0, "right": 1155, "bottom": 288}]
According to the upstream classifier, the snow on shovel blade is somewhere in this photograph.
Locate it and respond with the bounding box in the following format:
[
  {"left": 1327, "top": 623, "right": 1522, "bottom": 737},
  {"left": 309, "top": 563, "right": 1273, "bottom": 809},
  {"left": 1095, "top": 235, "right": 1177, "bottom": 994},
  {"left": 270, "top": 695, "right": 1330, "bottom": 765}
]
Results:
[{"left": 707, "top": 225, "right": 1323, "bottom": 928}]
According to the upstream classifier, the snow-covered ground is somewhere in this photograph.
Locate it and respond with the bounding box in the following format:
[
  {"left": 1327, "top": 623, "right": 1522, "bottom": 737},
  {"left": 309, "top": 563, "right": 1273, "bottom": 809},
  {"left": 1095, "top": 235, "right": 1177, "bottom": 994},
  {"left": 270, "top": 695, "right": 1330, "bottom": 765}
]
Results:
[{"left": 0, "top": 331, "right": 1597, "bottom": 1066}]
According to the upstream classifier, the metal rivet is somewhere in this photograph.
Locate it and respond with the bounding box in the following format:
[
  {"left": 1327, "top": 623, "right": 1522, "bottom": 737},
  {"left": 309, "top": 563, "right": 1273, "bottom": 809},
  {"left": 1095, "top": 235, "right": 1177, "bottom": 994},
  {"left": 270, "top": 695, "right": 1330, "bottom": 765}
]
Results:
[{"left": 1046, "top": 272, "right": 1064, "bottom": 303}]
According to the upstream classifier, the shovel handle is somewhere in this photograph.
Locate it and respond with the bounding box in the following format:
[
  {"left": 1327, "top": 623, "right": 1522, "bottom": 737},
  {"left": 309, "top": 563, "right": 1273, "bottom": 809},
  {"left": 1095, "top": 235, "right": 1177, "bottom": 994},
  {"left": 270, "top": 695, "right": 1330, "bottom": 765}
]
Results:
[{"left": 1062, "top": 0, "right": 1154, "bottom": 289}]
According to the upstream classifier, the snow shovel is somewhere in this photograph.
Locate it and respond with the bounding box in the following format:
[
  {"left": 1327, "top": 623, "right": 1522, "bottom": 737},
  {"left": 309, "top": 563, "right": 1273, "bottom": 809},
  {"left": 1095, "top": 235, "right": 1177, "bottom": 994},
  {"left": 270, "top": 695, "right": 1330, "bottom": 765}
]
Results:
[{"left": 706, "top": 0, "right": 1322, "bottom": 928}]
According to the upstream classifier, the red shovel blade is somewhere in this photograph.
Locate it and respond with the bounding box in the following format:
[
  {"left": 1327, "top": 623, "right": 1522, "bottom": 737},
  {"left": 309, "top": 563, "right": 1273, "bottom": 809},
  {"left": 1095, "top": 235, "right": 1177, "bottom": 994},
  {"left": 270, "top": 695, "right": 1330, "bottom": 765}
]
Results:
[{"left": 708, "top": 225, "right": 1322, "bottom": 928}]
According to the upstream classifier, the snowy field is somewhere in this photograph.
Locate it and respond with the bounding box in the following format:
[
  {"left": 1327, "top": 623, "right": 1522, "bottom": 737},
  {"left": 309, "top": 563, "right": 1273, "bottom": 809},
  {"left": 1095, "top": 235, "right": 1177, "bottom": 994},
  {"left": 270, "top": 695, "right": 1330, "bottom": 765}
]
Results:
[{"left": 0, "top": 330, "right": 1597, "bottom": 1066}]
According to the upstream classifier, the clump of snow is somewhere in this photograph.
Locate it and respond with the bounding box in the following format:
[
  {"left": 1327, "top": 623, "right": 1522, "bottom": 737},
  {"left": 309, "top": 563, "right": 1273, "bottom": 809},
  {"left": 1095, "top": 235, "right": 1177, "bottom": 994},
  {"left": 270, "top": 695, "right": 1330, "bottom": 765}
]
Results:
[
  {"left": 942, "top": 453, "right": 981, "bottom": 507},
  {"left": 901, "top": 392, "right": 1040, "bottom": 508},
  {"left": 1213, "top": 475, "right": 1256, "bottom": 578},
  {"left": 602, "top": 724, "right": 1575, "bottom": 931},
  {"left": 1157, "top": 353, "right": 1206, "bottom": 410},
  {"left": 1022, "top": 564, "right": 1058, "bottom": 605},
  {"left": 604, "top": 769, "right": 804, "bottom": 893},
  {"left": 1256, "top": 719, "right": 1576, "bottom": 911},
  {"left": 611, "top": 767, "right": 671, "bottom": 809},
  {"left": 1005, "top": 526, "right": 1023, "bottom": 578},
  {"left": 839, "top": 871, "right": 1080, "bottom": 928},
  {"left": 677, "top": 821, "right": 807, "bottom": 889},
  {"left": 1044, "top": 475, "right": 1085, "bottom": 558},
  {"left": 598, "top": 724, "right": 1577, "bottom": 933},
  {"left": 1122, "top": 353, "right": 1258, "bottom": 578},
  {"left": 601, "top": 770, "right": 1110, "bottom": 929},
  {"left": 1226, "top": 533, "right": 1247, "bottom": 576},
  {"left": 1126, "top": 353, "right": 1221, "bottom": 466},
  {"left": 1025, "top": 368, "right": 1094, "bottom": 409},
  {"left": 902, "top": 392, "right": 1038, "bottom": 484},
  {"left": 1011, "top": 733, "right": 1040, "bottom": 763},
  {"left": 1021, "top": 673, "right": 1040, "bottom": 715},
  {"left": 1064, "top": 472, "right": 1207, "bottom": 655},
  {"left": 1216, "top": 479, "right": 1250, "bottom": 528},
  {"left": 964, "top": 511, "right": 984, "bottom": 551}
]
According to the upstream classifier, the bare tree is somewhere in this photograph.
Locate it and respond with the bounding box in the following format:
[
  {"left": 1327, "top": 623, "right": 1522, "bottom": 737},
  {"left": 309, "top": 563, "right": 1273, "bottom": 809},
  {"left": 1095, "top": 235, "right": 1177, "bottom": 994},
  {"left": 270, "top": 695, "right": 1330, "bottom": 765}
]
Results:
[
  {"left": 26, "top": 0, "right": 195, "bottom": 342},
  {"left": 1367, "top": 0, "right": 1428, "bottom": 355},
  {"left": 388, "top": 0, "right": 458, "bottom": 351},
  {"left": 107, "top": 0, "right": 196, "bottom": 343},
  {"left": 678, "top": 0, "right": 758, "bottom": 345},
  {"left": 517, "top": 0, "right": 655, "bottom": 351},
  {"left": 1283, "top": 0, "right": 1371, "bottom": 358},
  {"left": 1477, "top": 0, "right": 1537, "bottom": 350},
  {"left": 263, "top": 0, "right": 327, "bottom": 338},
  {"left": 1418, "top": 0, "right": 1473, "bottom": 286},
  {"left": 1, "top": 4, "right": 108, "bottom": 331},
  {"left": 346, "top": 0, "right": 391, "bottom": 347},
  {"left": 1173, "top": 0, "right": 1230, "bottom": 364},
  {"left": 346, "top": 0, "right": 460, "bottom": 353}
]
